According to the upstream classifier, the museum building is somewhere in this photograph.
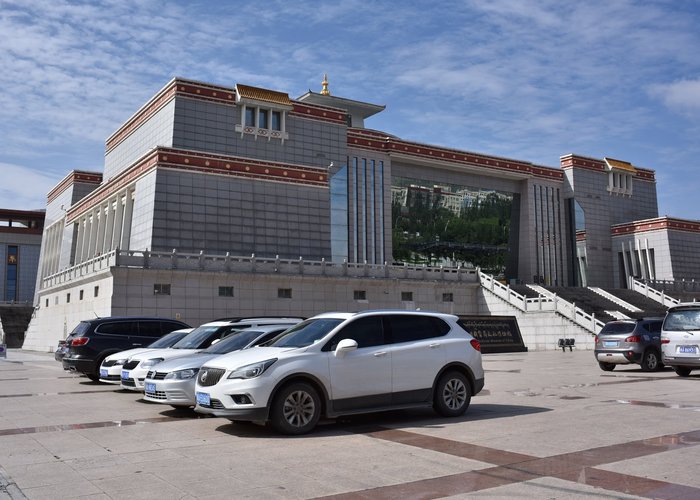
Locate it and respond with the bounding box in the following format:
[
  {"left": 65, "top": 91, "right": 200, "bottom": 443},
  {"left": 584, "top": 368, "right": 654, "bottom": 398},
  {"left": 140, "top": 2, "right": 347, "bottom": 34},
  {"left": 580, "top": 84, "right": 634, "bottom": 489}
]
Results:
[{"left": 21, "top": 76, "right": 700, "bottom": 351}]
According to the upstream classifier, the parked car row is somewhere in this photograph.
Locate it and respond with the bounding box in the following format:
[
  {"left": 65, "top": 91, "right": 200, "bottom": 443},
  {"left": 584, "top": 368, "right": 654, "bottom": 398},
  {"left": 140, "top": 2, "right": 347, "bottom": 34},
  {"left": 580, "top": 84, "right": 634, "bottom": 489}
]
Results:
[
  {"left": 593, "top": 302, "right": 700, "bottom": 377},
  {"left": 57, "top": 310, "right": 485, "bottom": 434}
]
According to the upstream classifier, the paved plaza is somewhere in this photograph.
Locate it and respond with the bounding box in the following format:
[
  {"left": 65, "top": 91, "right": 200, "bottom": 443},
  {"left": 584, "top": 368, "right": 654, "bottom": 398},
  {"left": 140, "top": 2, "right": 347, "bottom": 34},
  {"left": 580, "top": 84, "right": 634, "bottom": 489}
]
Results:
[{"left": 1, "top": 348, "right": 698, "bottom": 499}]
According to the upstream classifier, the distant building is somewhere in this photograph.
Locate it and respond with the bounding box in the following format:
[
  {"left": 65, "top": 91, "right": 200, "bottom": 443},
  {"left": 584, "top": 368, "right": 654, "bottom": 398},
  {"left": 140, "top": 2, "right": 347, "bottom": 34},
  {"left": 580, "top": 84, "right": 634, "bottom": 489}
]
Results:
[
  {"left": 21, "top": 76, "right": 700, "bottom": 351},
  {"left": 0, "top": 208, "right": 45, "bottom": 303}
]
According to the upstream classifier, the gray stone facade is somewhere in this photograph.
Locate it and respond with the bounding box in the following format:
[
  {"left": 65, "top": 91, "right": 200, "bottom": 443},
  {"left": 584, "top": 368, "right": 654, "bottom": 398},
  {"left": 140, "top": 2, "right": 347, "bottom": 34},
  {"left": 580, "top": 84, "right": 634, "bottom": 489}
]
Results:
[{"left": 23, "top": 76, "right": 696, "bottom": 351}]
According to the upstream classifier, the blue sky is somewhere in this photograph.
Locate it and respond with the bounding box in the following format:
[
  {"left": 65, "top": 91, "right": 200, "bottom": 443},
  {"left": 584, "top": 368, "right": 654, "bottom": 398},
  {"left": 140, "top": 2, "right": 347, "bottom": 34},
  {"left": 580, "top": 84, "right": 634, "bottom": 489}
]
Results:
[{"left": 1, "top": 0, "right": 699, "bottom": 219}]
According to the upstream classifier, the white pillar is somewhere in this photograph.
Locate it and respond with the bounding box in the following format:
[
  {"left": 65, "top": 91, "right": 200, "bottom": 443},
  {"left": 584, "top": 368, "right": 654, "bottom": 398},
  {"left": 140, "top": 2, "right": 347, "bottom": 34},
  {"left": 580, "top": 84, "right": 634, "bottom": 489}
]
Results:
[
  {"left": 112, "top": 193, "right": 125, "bottom": 250},
  {"left": 120, "top": 189, "right": 134, "bottom": 250}
]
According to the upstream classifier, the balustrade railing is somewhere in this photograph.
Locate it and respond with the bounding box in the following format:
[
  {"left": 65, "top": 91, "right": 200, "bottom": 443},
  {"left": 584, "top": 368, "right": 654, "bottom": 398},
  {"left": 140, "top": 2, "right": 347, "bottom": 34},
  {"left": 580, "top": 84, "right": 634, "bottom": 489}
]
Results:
[{"left": 41, "top": 249, "right": 480, "bottom": 289}]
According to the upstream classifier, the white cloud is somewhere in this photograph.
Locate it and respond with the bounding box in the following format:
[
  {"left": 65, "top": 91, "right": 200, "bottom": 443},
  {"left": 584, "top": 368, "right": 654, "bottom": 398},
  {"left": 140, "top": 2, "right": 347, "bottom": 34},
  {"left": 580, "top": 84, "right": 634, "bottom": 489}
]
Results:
[
  {"left": 650, "top": 78, "right": 700, "bottom": 114},
  {"left": 0, "top": 162, "right": 63, "bottom": 210}
]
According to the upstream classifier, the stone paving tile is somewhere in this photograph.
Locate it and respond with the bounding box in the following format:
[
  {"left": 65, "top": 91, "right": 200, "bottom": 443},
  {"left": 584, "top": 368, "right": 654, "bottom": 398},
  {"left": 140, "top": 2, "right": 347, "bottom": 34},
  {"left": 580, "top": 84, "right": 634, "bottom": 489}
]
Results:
[{"left": 2, "top": 349, "right": 699, "bottom": 499}]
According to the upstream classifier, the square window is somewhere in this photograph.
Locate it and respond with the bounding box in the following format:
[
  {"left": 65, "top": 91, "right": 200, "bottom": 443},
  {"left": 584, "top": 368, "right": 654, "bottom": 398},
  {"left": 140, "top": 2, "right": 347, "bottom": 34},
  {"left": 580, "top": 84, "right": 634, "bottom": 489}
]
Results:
[
  {"left": 353, "top": 290, "right": 367, "bottom": 300},
  {"left": 154, "top": 284, "right": 171, "bottom": 295},
  {"left": 278, "top": 288, "right": 292, "bottom": 299},
  {"left": 442, "top": 293, "right": 454, "bottom": 302},
  {"left": 218, "top": 286, "right": 234, "bottom": 297},
  {"left": 401, "top": 291, "right": 413, "bottom": 302}
]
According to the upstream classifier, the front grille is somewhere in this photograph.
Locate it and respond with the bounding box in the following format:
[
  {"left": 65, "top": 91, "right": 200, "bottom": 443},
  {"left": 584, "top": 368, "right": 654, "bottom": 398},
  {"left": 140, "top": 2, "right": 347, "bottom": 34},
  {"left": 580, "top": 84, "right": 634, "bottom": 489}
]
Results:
[
  {"left": 102, "top": 360, "right": 119, "bottom": 367},
  {"left": 146, "top": 390, "right": 168, "bottom": 400},
  {"left": 151, "top": 371, "right": 167, "bottom": 380},
  {"left": 123, "top": 360, "right": 140, "bottom": 370},
  {"left": 200, "top": 398, "right": 225, "bottom": 409},
  {"left": 197, "top": 368, "right": 225, "bottom": 387},
  {"left": 101, "top": 375, "right": 120, "bottom": 382},
  {"left": 121, "top": 378, "right": 136, "bottom": 387}
]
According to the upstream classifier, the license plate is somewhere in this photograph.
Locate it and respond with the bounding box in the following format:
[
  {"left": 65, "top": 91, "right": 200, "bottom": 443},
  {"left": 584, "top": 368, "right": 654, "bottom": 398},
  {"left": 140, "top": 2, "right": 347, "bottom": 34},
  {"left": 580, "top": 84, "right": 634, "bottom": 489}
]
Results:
[
  {"left": 604, "top": 341, "right": 617, "bottom": 347},
  {"left": 145, "top": 382, "right": 156, "bottom": 394},
  {"left": 196, "top": 392, "right": 210, "bottom": 406},
  {"left": 100, "top": 369, "right": 108, "bottom": 378},
  {"left": 121, "top": 370, "right": 130, "bottom": 380},
  {"left": 679, "top": 345, "right": 697, "bottom": 354}
]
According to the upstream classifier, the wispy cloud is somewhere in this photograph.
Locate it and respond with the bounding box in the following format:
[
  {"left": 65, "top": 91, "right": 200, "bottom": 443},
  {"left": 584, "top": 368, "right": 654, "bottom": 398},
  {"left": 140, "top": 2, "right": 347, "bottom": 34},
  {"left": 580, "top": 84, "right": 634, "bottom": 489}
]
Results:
[{"left": 0, "top": 162, "right": 62, "bottom": 210}]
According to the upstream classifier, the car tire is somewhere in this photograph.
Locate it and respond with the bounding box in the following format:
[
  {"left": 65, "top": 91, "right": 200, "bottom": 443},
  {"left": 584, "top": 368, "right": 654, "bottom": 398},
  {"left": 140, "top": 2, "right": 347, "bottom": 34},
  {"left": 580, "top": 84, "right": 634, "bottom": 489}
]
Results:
[
  {"left": 598, "top": 362, "right": 615, "bottom": 371},
  {"left": 640, "top": 350, "right": 660, "bottom": 372},
  {"left": 434, "top": 370, "right": 471, "bottom": 417},
  {"left": 86, "top": 373, "right": 100, "bottom": 382},
  {"left": 674, "top": 366, "right": 692, "bottom": 377},
  {"left": 270, "top": 382, "right": 321, "bottom": 435}
]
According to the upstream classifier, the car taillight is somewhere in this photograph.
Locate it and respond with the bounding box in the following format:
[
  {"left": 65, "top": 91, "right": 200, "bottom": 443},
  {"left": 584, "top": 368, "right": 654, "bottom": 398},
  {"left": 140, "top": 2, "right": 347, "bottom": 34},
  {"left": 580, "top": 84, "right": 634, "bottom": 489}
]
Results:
[
  {"left": 470, "top": 339, "right": 481, "bottom": 352},
  {"left": 661, "top": 338, "right": 670, "bottom": 344},
  {"left": 594, "top": 335, "right": 598, "bottom": 343},
  {"left": 624, "top": 335, "right": 641, "bottom": 343},
  {"left": 71, "top": 337, "right": 89, "bottom": 346}
]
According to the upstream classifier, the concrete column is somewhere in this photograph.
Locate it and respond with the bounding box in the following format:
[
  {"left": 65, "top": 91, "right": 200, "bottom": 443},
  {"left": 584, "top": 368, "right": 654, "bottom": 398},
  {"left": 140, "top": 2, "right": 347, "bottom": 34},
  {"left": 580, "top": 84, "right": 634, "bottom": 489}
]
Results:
[
  {"left": 74, "top": 217, "right": 85, "bottom": 264},
  {"left": 112, "top": 192, "right": 125, "bottom": 250},
  {"left": 102, "top": 198, "right": 115, "bottom": 254},
  {"left": 95, "top": 205, "right": 106, "bottom": 256},
  {"left": 120, "top": 189, "right": 134, "bottom": 250}
]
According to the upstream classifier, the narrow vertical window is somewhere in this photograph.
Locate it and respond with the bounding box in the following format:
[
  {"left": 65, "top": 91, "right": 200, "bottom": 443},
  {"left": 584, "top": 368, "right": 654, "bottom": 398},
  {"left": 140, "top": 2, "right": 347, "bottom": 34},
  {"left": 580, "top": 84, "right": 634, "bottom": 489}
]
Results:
[
  {"left": 245, "top": 107, "right": 255, "bottom": 127},
  {"left": 259, "top": 109, "right": 268, "bottom": 129},
  {"left": 271, "top": 111, "right": 281, "bottom": 131}
]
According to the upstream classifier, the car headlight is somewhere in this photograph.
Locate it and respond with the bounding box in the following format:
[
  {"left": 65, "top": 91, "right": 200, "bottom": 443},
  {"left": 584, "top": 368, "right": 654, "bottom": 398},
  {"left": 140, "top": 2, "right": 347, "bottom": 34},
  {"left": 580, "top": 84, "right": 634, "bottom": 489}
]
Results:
[
  {"left": 164, "top": 368, "right": 199, "bottom": 380},
  {"left": 141, "top": 358, "right": 164, "bottom": 368},
  {"left": 227, "top": 359, "right": 277, "bottom": 379}
]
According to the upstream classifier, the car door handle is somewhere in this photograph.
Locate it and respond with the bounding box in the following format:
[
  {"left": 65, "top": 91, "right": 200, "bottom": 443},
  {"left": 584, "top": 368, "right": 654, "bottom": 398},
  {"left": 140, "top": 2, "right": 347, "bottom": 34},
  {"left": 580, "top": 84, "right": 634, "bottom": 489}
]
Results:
[
  {"left": 429, "top": 343, "right": 441, "bottom": 348},
  {"left": 373, "top": 351, "right": 387, "bottom": 357}
]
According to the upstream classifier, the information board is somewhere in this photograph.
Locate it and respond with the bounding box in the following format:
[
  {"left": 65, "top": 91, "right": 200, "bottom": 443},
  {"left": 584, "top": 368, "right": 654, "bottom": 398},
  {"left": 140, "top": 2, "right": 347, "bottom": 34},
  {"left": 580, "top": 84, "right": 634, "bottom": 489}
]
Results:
[{"left": 458, "top": 315, "right": 527, "bottom": 353}]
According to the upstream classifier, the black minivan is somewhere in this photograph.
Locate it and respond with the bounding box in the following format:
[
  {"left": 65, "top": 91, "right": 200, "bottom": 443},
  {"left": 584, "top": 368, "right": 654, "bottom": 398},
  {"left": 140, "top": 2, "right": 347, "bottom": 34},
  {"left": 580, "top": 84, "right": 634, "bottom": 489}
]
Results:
[{"left": 62, "top": 317, "right": 190, "bottom": 380}]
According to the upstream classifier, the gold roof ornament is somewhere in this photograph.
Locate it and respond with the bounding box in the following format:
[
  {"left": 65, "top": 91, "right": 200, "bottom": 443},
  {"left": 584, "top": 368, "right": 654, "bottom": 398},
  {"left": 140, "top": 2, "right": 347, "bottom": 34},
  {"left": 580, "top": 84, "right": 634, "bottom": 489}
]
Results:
[
  {"left": 320, "top": 74, "right": 330, "bottom": 96},
  {"left": 604, "top": 157, "right": 637, "bottom": 174}
]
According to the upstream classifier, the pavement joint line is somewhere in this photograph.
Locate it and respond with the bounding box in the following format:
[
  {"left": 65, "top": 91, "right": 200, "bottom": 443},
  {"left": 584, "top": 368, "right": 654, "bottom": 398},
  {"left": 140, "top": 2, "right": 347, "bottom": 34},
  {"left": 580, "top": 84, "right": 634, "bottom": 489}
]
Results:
[
  {"left": 319, "top": 426, "right": 700, "bottom": 499},
  {"left": 0, "top": 416, "right": 190, "bottom": 436},
  {"left": 0, "top": 389, "right": 120, "bottom": 399}
]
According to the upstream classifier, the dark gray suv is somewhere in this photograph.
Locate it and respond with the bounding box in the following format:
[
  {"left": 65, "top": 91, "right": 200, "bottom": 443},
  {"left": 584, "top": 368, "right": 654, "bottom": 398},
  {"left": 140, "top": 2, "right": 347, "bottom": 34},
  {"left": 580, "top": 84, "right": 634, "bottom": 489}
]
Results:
[{"left": 594, "top": 318, "right": 664, "bottom": 372}]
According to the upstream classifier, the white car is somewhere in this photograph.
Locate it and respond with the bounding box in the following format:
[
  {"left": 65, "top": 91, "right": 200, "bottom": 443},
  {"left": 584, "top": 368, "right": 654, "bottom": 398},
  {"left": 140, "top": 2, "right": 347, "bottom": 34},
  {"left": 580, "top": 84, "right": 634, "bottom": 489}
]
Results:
[
  {"left": 194, "top": 311, "right": 484, "bottom": 434},
  {"left": 120, "top": 318, "right": 303, "bottom": 391},
  {"left": 99, "top": 328, "right": 192, "bottom": 383},
  {"left": 143, "top": 324, "right": 297, "bottom": 407},
  {"left": 661, "top": 303, "right": 700, "bottom": 377}
]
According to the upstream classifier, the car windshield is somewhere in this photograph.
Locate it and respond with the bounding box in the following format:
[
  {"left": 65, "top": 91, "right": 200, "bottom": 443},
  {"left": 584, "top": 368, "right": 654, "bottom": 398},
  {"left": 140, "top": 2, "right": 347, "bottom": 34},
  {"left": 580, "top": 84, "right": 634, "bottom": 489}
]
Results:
[
  {"left": 201, "top": 330, "right": 265, "bottom": 354},
  {"left": 600, "top": 323, "right": 635, "bottom": 334},
  {"left": 268, "top": 318, "right": 343, "bottom": 348},
  {"left": 147, "top": 330, "right": 188, "bottom": 348},
  {"left": 664, "top": 309, "right": 700, "bottom": 332},
  {"left": 171, "top": 325, "right": 225, "bottom": 349}
]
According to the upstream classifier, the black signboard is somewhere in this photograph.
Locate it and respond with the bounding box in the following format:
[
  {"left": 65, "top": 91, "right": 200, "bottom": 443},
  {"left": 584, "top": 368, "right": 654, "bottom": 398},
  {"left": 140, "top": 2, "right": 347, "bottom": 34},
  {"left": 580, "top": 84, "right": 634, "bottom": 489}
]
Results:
[{"left": 459, "top": 315, "right": 527, "bottom": 353}]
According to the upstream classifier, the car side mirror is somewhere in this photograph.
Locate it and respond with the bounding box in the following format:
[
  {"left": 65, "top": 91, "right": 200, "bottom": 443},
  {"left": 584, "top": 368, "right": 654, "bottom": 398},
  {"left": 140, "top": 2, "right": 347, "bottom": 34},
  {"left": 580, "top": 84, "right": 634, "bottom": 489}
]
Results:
[
  {"left": 211, "top": 338, "right": 221, "bottom": 345},
  {"left": 334, "top": 338, "right": 358, "bottom": 357}
]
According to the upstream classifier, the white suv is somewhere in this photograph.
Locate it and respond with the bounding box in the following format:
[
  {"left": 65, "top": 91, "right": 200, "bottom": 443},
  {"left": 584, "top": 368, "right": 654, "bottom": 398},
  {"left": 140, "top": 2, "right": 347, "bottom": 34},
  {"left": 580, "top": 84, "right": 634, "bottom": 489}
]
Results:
[
  {"left": 661, "top": 303, "right": 700, "bottom": 377},
  {"left": 194, "top": 311, "right": 484, "bottom": 434}
]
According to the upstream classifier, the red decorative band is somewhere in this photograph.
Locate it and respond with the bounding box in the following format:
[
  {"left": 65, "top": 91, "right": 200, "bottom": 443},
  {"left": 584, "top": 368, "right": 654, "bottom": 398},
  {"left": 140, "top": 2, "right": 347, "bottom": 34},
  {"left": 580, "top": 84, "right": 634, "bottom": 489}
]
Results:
[
  {"left": 348, "top": 131, "right": 564, "bottom": 180},
  {"left": 611, "top": 217, "right": 700, "bottom": 235},
  {"left": 47, "top": 171, "right": 103, "bottom": 204},
  {"left": 291, "top": 103, "right": 347, "bottom": 124}
]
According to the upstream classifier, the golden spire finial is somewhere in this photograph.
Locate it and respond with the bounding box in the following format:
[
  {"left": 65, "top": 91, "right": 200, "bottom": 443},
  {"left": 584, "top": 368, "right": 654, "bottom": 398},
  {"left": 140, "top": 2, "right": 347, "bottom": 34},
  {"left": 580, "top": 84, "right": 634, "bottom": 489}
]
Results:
[{"left": 320, "top": 73, "right": 330, "bottom": 96}]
